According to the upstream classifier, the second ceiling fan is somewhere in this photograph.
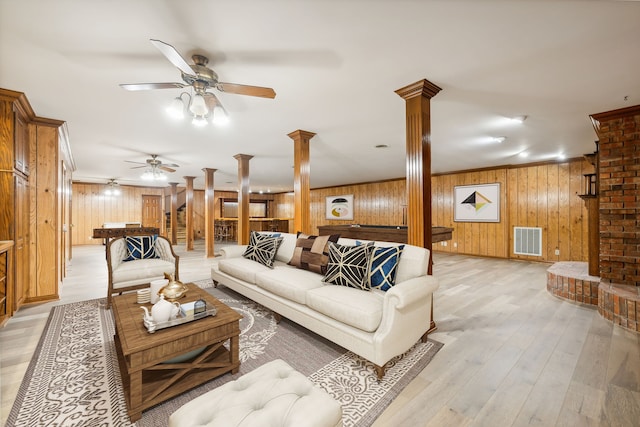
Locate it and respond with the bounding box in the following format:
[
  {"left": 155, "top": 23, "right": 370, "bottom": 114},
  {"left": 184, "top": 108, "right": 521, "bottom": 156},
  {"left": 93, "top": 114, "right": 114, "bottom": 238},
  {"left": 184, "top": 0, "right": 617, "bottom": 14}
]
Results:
[{"left": 120, "top": 39, "right": 276, "bottom": 124}]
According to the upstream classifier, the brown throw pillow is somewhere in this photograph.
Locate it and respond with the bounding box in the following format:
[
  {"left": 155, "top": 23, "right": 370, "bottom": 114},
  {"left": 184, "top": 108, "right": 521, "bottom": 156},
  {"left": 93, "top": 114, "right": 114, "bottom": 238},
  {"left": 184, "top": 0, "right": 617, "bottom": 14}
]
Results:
[{"left": 288, "top": 232, "right": 340, "bottom": 274}]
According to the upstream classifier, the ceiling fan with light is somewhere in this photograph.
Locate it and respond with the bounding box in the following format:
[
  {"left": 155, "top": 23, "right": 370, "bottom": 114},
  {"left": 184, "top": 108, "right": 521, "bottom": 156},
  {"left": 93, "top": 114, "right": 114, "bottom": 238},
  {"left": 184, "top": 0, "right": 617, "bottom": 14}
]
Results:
[
  {"left": 120, "top": 39, "right": 276, "bottom": 126},
  {"left": 125, "top": 154, "right": 179, "bottom": 181}
]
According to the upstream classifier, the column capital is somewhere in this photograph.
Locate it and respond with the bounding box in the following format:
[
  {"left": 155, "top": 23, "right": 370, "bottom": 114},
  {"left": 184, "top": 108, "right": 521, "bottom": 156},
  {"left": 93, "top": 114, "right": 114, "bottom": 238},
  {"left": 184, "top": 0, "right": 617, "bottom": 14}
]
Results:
[
  {"left": 233, "top": 154, "right": 254, "bottom": 161},
  {"left": 395, "top": 79, "right": 442, "bottom": 100},
  {"left": 287, "top": 130, "right": 316, "bottom": 141},
  {"left": 202, "top": 168, "right": 217, "bottom": 174}
]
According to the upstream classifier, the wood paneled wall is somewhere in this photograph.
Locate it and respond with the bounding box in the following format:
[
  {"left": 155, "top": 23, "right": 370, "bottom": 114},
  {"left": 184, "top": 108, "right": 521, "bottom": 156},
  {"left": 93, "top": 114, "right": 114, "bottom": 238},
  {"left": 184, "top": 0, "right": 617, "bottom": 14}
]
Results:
[
  {"left": 433, "top": 158, "right": 591, "bottom": 261},
  {"left": 309, "top": 180, "right": 407, "bottom": 234},
  {"left": 72, "top": 183, "right": 165, "bottom": 245},
  {"left": 273, "top": 158, "right": 590, "bottom": 262}
]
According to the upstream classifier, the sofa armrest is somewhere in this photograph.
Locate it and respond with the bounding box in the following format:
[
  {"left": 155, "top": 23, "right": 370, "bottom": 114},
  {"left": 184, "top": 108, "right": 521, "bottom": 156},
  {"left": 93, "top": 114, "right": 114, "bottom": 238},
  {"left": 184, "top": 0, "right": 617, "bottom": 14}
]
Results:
[
  {"left": 219, "top": 245, "right": 249, "bottom": 259},
  {"left": 384, "top": 276, "right": 439, "bottom": 310}
]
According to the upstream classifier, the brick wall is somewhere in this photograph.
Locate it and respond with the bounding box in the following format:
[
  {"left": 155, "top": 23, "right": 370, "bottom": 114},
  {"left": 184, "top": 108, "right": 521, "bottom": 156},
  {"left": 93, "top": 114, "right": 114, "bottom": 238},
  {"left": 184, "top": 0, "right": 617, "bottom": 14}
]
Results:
[{"left": 592, "top": 105, "right": 640, "bottom": 288}]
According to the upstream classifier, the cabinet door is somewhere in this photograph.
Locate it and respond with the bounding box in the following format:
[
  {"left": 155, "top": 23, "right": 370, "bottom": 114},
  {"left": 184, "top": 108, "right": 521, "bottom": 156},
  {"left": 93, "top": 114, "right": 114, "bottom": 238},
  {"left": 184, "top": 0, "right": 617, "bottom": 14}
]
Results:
[{"left": 13, "top": 174, "right": 28, "bottom": 308}]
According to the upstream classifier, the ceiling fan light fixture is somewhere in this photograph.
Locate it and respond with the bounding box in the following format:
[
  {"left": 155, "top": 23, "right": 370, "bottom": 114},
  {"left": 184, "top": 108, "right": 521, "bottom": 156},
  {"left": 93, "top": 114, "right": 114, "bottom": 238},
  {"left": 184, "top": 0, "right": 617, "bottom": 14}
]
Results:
[
  {"left": 212, "top": 106, "right": 229, "bottom": 125},
  {"left": 167, "top": 96, "right": 186, "bottom": 119},
  {"left": 189, "top": 93, "right": 208, "bottom": 116}
]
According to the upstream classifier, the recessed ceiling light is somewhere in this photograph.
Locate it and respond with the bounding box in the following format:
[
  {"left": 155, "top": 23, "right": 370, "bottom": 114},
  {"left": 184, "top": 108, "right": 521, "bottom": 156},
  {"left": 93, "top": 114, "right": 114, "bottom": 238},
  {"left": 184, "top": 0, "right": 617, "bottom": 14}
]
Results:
[
  {"left": 557, "top": 153, "right": 566, "bottom": 160},
  {"left": 492, "top": 136, "right": 506, "bottom": 143},
  {"left": 519, "top": 151, "right": 529, "bottom": 158},
  {"left": 375, "top": 144, "right": 389, "bottom": 149},
  {"left": 510, "top": 116, "right": 527, "bottom": 123}
]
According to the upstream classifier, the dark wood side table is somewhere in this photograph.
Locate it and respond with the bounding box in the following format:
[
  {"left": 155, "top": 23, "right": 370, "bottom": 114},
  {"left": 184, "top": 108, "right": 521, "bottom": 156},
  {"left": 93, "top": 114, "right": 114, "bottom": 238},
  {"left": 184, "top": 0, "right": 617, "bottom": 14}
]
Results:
[{"left": 112, "top": 283, "right": 241, "bottom": 422}]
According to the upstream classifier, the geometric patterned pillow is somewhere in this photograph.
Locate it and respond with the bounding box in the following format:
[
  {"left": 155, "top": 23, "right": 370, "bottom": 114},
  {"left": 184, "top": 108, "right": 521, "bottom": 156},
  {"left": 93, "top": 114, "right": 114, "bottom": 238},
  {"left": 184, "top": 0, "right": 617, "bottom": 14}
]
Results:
[
  {"left": 367, "top": 245, "right": 404, "bottom": 291},
  {"left": 123, "top": 235, "right": 159, "bottom": 261},
  {"left": 242, "top": 231, "right": 283, "bottom": 269},
  {"left": 288, "top": 232, "right": 340, "bottom": 275},
  {"left": 323, "top": 242, "right": 374, "bottom": 290}
]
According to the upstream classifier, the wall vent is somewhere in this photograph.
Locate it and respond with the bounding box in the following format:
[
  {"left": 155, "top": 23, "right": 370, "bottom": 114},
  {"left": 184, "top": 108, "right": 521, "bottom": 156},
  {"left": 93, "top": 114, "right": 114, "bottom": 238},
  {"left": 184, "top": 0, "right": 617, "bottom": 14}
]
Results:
[{"left": 514, "top": 227, "right": 542, "bottom": 256}]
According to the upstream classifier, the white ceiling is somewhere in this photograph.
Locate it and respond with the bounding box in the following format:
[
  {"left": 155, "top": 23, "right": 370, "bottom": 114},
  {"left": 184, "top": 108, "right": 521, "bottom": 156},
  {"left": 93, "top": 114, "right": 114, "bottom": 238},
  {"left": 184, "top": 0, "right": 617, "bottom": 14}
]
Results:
[{"left": 1, "top": 0, "right": 639, "bottom": 192}]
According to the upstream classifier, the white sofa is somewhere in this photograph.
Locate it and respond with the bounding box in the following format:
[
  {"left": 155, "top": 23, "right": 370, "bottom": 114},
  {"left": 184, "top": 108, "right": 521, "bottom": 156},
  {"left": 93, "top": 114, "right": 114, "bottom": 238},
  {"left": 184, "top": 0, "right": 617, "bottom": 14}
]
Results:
[
  {"left": 211, "top": 232, "right": 439, "bottom": 379},
  {"left": 106, "top": 235, "right": 179, "bottom": 308}
]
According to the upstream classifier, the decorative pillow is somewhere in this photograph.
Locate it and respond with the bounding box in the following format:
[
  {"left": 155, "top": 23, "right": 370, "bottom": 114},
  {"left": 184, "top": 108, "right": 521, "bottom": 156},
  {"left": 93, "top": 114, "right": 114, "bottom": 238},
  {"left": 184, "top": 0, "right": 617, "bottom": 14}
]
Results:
[
  {"left": 124, "top": 235, "right": 159, "bottom": 261},
  {"left": 242, "top": 231, "right": 284, "bottom": 268},
  {"left": 288, "top": 232, "right": 340, "bottom": 274},
  {"left": 367, "top": 245, "right": 405, "bottom": 291},
  {"left": 323, "top": 242, "right": 374, "bottom": 290}
]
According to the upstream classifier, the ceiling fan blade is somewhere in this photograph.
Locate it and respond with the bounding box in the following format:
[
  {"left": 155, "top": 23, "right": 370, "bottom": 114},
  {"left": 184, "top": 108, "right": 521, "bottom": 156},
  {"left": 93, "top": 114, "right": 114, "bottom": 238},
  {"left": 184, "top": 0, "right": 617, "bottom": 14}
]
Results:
[
  {"left": 120, "top": 82, "right": 186, "bottom": 91},
  {"left": 124, "top": 160, "right": 146, "bottom": 165},
  {"left": 216, "top": 82, "right": 276, "bottom": 99},
  {"left": 150, "top": 39, "right": 196, "bottom": 76},
  {"left": 159, "top": 166, "right": 176, "bottom": 173},
  {"left": 129, "top": 165, "right": 148, "bottom": 169},
  {"left": 162, "top": 163, "right": 180, "bottom": 168},
  {"left": 204, "top": 92, "right": 222, "bottom": 110}
]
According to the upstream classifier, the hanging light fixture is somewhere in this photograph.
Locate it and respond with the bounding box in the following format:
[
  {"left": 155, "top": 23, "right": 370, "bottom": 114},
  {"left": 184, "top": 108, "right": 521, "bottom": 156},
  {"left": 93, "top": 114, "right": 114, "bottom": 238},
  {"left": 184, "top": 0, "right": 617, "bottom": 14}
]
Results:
[
  {"left": 166, "top": 90, "right": 228, "bottom": 127},
  {"left": 104, "top": 179, "right": 121, "bottom": 196},
  {"left": 141, "top": 167, "right": 167, "bottom": 181}
]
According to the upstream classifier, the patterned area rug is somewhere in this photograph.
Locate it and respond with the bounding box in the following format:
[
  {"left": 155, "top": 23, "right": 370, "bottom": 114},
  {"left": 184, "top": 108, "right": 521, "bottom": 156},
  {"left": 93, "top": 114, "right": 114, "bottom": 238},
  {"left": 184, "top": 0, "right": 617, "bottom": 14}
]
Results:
[{"left": 7, "top": 279, "right": 442, "bottom": 427}]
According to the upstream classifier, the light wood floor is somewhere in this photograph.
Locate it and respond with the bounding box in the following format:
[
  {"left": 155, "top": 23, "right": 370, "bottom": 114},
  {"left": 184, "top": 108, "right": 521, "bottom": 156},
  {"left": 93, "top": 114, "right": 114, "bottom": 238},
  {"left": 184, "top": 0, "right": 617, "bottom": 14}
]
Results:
[{"left": 1, "top": 243, "right": 639, "bottom": 426}]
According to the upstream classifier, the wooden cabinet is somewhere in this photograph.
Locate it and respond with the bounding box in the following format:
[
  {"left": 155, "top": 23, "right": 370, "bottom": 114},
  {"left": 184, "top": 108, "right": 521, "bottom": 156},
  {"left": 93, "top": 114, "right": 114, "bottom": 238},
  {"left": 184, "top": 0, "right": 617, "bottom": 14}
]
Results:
[
  {"left": 0, "top": 88, "right": 74, "bottom": 319},
  {"left": 0, "top": 89, "right": 33, "bottom": 314}
]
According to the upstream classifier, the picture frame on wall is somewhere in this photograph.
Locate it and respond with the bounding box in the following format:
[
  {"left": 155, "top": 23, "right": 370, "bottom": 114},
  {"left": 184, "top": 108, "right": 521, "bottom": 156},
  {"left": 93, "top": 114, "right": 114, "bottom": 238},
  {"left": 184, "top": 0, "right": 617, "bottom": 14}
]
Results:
[
  {"left": 454, "top": 183, "right": 500, "bottom": 222},
  {"left": 326, "top": 194, "right": 354, "bottom": 220}
]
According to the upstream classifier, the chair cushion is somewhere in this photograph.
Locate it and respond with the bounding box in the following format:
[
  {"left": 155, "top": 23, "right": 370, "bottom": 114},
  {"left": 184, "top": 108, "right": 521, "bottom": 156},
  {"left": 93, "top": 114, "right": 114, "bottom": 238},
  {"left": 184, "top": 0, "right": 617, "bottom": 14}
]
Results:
[
  {"left": 123, "top": 235, "right": 159, "bottom": 261},
  {"left": 242, "top": 231, "right": 283, "bottom": 268},
  {"left": 323, "top": 242, "right": 373, "bottom": 290},
  {"left": 306, "top": 285, "right": 383, "bottom": 332},
  {"left": 288, "top": 233, "right": 339, "bottom": 275},
  {"left": 112, "top": 258, "right": 175, "bottom": 288}
]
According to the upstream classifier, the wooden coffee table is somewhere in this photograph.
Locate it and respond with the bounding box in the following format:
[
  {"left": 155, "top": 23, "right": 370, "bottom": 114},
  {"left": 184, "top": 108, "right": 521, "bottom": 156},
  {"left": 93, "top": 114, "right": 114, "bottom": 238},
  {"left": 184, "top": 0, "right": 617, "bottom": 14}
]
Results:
[{"left": 112, "top": 283, "right": 242, "bottom": 422}]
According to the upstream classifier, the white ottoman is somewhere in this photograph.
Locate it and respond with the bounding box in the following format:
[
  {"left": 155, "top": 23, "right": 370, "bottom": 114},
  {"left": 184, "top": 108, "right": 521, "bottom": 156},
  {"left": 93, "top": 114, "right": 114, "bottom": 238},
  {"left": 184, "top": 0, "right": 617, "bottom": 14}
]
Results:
[{"left": 169, "top": 359, "right": 343, "bottom": 427}]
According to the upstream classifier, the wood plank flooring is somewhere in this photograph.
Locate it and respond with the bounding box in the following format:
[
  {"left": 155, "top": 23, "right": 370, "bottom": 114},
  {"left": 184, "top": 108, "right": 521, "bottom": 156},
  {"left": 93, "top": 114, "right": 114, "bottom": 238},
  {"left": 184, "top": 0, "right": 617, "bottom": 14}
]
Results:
[{"left": 1, "top": 243, "right": 639, "bottom": 426}]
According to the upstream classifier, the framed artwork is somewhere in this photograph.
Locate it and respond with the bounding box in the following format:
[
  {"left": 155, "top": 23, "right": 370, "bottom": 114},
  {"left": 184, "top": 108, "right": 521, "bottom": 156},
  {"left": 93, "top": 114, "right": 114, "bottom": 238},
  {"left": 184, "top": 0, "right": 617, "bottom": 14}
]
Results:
[
  {"left": 454, "top": 183, "right": 500, "bottom": 222},
  {"left": 326, "top": 194, "right": 354, "bottom": 220}
]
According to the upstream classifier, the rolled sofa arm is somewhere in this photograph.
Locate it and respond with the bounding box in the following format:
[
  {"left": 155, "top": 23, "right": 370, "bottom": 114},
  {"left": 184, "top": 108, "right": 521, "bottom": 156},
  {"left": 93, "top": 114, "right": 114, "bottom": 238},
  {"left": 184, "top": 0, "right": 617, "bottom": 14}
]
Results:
[
  {"left": 219, "top": 245, "right": 249, "bottom": 259},
  {"left": 384, "top": 275, "right": 439, "bottom": 310}
]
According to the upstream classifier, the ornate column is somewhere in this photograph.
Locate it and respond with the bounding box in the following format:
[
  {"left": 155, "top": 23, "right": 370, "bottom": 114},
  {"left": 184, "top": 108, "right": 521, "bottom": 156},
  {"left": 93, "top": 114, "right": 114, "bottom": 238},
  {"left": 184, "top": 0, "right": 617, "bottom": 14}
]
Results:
[
  {"left": 234, "top": 154, "right": 253, "bottom": 245},
  {"left": 168, "top": 182, "right": 179, "bottom": 245},
  {"left": 288, "top": 130, "right": 315, "bottom": 235},
  {"left": 395, "top": 79, "right": 441, "bottom": 272},
  {"left": 396, "top": 79, "right": 441, "bottom": 336},
  {"left": 202, "top": 168, "right": 217, "bottom": 258},
  {"left": 183, "top": 176, "right": 195, "bottom": 251}
]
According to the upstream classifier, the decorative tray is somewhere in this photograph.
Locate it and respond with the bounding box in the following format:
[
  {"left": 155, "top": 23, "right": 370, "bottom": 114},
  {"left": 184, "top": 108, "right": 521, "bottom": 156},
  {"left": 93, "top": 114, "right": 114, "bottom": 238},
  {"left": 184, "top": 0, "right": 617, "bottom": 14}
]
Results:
[{"left": 142, "top": 300, "right": 217, "bottom": 333}]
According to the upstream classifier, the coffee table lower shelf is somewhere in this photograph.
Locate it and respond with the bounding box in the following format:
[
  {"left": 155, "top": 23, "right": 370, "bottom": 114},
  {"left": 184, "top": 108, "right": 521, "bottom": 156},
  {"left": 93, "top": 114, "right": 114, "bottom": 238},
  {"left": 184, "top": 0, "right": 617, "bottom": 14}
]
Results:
[{"left": 115, "top": 336, "right": 240, "bottom": 421}]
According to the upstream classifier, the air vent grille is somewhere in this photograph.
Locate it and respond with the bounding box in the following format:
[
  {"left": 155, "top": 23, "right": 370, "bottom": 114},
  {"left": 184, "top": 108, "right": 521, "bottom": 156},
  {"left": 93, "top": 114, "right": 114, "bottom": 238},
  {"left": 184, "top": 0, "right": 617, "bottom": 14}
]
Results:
[{"left": 514, "top": 227, "right": 542, "bottom": 256}]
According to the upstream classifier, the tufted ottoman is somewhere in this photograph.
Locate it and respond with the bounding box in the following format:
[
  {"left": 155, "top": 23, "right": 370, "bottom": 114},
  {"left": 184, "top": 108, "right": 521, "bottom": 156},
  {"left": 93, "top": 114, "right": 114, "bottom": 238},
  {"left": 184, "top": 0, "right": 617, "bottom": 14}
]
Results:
[{"left": 169, "top": 359, "right": 343, "bottom": 427}]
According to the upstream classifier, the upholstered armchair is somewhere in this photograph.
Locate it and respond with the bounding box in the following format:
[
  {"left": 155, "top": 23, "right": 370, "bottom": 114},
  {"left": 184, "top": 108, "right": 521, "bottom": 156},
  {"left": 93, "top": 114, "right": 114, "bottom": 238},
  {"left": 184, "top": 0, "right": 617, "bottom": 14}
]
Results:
[{"left": 106, "top": 235, "right": 179, "bottom": 309}]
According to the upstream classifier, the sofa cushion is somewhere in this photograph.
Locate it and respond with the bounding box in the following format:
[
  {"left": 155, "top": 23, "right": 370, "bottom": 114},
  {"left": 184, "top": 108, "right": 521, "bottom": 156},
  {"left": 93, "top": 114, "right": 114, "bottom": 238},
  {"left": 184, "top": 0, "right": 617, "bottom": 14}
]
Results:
[
  {"left": 306, "top": 285, "right": 383, "bottom": 332},
  {"left": 242, "top": 231, "right": 283, "bottom": 268},
  {"left": 288, "top": 233, "right": 339, "bottom": 275},
  {"left": 219, "top": 257, "right": 273, "bottom": 284},
  {"left": 323, "top": 242, "right": 373, "bottom": 290},
  {"left": 255, "top": 267, "right": 325, "bottom": 305},
  {"left": 112, "top": 258, "right": 175, "bottom": 288},
  {"left": 124, "top": 235, "right": 159, "bottom": 261},
  {"left": 367, "top": 245, "right": 405, "bottom": 291}
]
